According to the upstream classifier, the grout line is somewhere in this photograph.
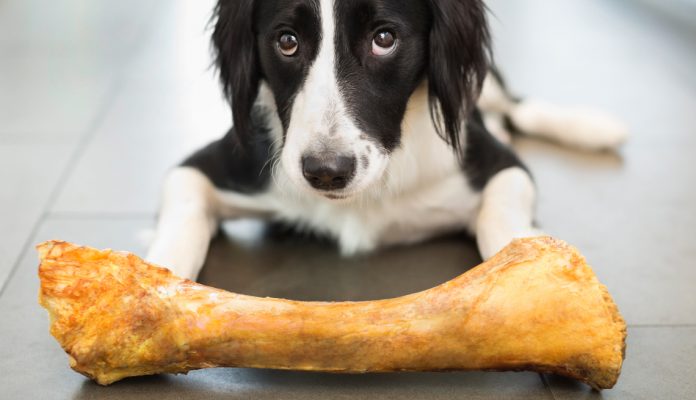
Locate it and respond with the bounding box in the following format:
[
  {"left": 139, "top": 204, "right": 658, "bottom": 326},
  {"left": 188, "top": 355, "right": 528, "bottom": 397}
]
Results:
[
  {"left": 0, "top": 1, "right": 166, "bottom": 299},
  {"left": 123, "top": 0, "right": 170, "bottom": 68},
  {"left": 0, "top": 84, "right": 120, "bottom": 298},
  {"left": 539, "top": 373, "right": 557, "bottom": 399},
  {"left": 47, "top": 211, "right": 156, "bottom": 220}
]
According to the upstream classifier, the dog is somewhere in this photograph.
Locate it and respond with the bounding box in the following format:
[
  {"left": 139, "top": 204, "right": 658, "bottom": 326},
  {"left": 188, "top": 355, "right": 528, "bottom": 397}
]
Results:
[{"left": 147, "top": 0, "right": 627, "bottom": 280}]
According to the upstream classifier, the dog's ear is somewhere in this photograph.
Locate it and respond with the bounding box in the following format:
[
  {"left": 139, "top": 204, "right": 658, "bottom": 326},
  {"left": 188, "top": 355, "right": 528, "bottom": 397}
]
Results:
[
  {"left": 427, "top": 0, "right": 490, "bottom": 156},
  {"left": 212, "top": 0, "right": 260, "bottom": 143}
]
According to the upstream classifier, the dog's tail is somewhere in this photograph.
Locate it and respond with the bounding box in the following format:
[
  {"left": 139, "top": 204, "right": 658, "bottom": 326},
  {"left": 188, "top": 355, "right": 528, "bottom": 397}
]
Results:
[{"left": 478, "top": 69, "right": 628, "bottom": 151}]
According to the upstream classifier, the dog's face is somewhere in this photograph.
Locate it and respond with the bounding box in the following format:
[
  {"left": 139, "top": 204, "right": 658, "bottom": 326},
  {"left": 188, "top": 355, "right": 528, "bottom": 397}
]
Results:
[{"left": 213, "top": 0, "right": 489, "bottom": 199}]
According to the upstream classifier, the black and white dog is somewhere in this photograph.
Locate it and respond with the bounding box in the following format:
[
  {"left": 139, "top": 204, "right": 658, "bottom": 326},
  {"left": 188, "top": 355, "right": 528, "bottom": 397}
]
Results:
[{"left": 147, "top": 0, "right": 627, "bottom": 280}]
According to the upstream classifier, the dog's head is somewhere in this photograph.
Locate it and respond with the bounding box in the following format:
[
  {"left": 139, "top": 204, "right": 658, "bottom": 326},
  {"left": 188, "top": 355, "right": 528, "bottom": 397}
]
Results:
[{"left": 213, "top": 0, "right": 489, "bottom": 199}]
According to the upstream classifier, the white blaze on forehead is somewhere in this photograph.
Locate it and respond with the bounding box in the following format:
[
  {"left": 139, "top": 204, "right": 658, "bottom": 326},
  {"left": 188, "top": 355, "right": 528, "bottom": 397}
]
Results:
[
  {"left": 279, "top": 0, "right": 390, "bottom": 197},
  {"left": 286, "top": 0, "right": 362, "bottom": 146},
  {"left": 291, "top": 0, "right": 338, "bottom": 131},
  {"left": 315, "top": 0, "right": 336, "bottom": 93},
  {"left": 282, "top": 0, "right": 350, "bottom": 182}
]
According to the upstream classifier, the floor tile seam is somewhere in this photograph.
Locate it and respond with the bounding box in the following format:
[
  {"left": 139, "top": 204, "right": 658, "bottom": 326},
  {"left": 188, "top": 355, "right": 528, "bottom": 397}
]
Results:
[
  {"left": 0, "top": 81, "right": 122, "bottom": 298},
  {"left": 0, "top": 0, "right": 174, "bottom": 298},
  {"left": 539, "top": 373, "right": 557, "bottom": 399},
  {"left": 46, "top": 211, "right": 156, "bottom": 220},
  {"left": 119, "top": 0, "right": 194, "bottom": 79}
]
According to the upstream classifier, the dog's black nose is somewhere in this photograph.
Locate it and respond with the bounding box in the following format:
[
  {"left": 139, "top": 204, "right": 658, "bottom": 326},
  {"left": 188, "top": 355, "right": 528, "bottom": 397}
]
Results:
[{"left": 302, "top": 154, "right": 356, "bottom": 191}]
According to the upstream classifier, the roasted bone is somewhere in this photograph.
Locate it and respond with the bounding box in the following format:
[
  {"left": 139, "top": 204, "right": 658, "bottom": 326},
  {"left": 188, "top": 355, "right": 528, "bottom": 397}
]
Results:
[{"left": 38, "top": 237, "right": 625, "bottom": 389}]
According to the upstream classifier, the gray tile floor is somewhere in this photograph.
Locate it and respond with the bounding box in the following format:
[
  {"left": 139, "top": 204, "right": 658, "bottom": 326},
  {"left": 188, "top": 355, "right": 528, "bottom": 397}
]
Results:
[{"left": 1, "top": 0, "right": 695, "bottom": 398}]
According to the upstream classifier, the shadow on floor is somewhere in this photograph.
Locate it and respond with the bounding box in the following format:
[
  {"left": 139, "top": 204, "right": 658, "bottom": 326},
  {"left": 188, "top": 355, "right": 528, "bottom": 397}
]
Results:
[
  {"left": 70, "top": 368, "right": 553, "bottom": 400},
  {"left": 199, "top": 223, "right": 482, "bottom": 301}
]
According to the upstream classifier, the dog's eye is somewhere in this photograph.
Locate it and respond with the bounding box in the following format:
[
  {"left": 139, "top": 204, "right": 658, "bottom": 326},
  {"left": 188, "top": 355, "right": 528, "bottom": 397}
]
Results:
[
  {"left": 372, "top": 30, "right": 396, "bottom": 56},
  {"left": 277, "top": 33, "right": 299, "bottom": 56}
]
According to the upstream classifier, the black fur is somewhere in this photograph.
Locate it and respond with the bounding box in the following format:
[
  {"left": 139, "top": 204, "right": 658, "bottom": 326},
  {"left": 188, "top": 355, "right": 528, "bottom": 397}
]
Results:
[
  {"left": 255, "top": 0, "right": 322, "bottom": 130},
  {"left": 212, "top": 0, "right": 261, "bottom": 145},
  {"left": 427, "top": 0, "right": 491, "bottom": 159},
  {"left": 181, "top": 108, "right": 274, "bottom": 193},
  {"left": 212, "top": 0, "right": 322, "bottom": 139},
  {"left": 464, "top": 109, "right": 527, "bottom": 190},
  {"left": 334, "top": 0, "right": 431, "bottom": 152}
]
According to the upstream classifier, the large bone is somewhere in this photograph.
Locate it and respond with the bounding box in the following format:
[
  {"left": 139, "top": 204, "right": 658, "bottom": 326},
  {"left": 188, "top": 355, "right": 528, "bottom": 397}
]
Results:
[{"left": 38, "top": 237, "right": 625, "bottom": 389}]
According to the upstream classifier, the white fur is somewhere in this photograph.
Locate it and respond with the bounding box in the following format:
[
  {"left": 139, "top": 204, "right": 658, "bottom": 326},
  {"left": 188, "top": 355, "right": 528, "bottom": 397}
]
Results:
[
  {"left": 478, "top": 74, "right": 516, "bottom": 114},
  {"left": 146, "top": 167, "right": 220, "bottom": 279},
  {"left": 508, "top": 99, "right": 628, "bottom": 150},
  {"left": 475, "top": 167, "right": 541, "bottom": 259},
  {"left": 478, "top": 74, "right": 514, "bottom": 144},
  {"left": 478, "top": 74, "right": 629, "bottom": 151}
]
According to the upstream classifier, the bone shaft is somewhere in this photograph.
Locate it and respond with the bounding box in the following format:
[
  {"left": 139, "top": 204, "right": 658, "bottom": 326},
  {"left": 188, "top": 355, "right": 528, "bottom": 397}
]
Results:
[{"left": 177, "top": 283, "right": 494, "bottom": 371}]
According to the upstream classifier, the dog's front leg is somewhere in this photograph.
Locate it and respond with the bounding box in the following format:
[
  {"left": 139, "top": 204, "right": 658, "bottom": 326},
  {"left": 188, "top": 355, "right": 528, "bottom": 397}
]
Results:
[
  {"left": 475, "top": 167, "right": 543, "bottom": 260},
  {"left": 147, "top": 167, "right": 220, "bottom": 280}
]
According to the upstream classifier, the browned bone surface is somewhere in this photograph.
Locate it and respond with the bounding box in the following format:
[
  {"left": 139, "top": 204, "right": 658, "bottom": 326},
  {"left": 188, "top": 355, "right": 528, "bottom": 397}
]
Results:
[{"left": 37, "top": 237, "right": 626, "bottom": 389}]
